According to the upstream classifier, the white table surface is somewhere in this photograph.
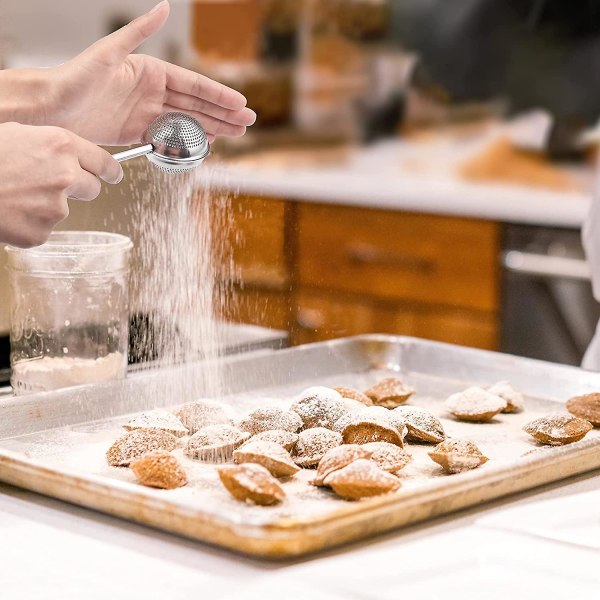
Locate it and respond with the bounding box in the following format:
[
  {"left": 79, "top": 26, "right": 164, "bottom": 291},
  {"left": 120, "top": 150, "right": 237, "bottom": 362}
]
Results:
[
  {"left": 2, "top": 467, "right": 599, "bottom": 600},
  {"left": 212, "top": 137, "right": 596, "bottom": 228}
]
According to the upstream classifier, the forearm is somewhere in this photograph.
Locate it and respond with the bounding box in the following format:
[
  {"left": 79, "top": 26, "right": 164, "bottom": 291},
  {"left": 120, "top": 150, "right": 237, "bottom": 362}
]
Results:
[{"left": 0, "top": 68, "right": 56, "bottom": 126}]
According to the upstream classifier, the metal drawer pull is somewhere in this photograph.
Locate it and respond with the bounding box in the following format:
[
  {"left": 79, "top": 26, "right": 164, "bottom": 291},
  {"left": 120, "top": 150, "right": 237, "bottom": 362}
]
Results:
[
  {"left": 502, "top": 250, "right": 592, "bottom": 281},
  {"left": 345, "top": 243, "right": 435, "bottom": 272}
]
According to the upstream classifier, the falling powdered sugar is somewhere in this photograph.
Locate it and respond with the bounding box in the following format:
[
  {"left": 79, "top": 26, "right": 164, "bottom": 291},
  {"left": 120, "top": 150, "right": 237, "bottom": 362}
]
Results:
[{"left": 124, "top": 163, "right": 238, "bottom": 403}]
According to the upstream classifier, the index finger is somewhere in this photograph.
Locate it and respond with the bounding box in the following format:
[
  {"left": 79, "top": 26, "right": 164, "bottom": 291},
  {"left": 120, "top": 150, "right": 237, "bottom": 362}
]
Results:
[
  {"left": 71, "top": 135, "right": 123, "bottom": 185},
  {"left": 165, "top": 62, "right": 248, "bottom": 111}
]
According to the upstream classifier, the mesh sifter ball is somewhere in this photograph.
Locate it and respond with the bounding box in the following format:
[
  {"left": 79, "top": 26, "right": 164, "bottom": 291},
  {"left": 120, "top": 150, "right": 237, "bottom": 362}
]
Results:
[{"left": 112, "top": 112, "right": 211, "bottom": 174}]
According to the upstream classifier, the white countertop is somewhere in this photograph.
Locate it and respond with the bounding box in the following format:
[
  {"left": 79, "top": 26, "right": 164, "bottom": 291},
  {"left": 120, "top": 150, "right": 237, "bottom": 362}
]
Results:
[
  {"left": 2, "top": 471, "right": 599, "bottom": 599},
  {"left": 211, "top": 138, "right": 595, "bottom": 228}
]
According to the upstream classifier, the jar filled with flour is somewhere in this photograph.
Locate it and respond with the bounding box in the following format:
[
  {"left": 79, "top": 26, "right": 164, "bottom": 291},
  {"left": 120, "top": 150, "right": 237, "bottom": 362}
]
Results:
[{"left": 6, "top": 231, "right": 132, "bottom": 395}]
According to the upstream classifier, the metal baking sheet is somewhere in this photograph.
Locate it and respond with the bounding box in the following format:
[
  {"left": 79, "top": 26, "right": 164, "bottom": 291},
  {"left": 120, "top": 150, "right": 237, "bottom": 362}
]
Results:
[{"left": 1, "top": 335, "right": 599, "bottom": 559}]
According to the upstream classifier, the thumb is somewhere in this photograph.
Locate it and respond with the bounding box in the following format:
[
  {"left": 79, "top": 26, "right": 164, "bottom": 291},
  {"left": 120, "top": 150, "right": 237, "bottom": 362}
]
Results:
[{"left": 85, "top": 1, "right": 170, "bottom": 64}]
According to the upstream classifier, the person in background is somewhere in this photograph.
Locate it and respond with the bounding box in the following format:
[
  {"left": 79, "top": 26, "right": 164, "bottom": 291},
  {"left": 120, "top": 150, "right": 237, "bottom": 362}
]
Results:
[
  {"left": 391, "top": 0, "right": 600, "bottom": 129},
  {"left": 390, "top": 0, "right": 600, "bottom": 369},
  {"left": 0, "top": 1, "right": 256, "bottom": 249}
]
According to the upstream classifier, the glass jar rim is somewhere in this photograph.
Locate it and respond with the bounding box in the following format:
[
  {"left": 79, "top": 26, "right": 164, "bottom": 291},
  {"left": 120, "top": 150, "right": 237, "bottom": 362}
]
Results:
[
  {"left": 5, "top": 231, "right": 132, "bottom": 257},
  {"left": 5, "top": 231, "right": 132, "bottom": 276}
]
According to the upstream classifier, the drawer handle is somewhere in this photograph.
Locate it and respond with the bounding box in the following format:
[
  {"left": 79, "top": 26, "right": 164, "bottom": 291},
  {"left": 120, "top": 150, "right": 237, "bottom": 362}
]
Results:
[
  {"left": 296, "top": 308, "right": 325, "bottom": 330},
  {"left": 345, "top": 243, "right": 435, "bottom": 272},
  {"left": 502, "top": 251, "right": 592, "bottom": 281}
]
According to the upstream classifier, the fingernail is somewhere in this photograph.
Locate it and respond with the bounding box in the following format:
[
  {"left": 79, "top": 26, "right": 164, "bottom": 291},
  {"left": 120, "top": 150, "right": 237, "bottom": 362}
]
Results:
[
  {"left": 150, "top": 0, "right": 167, "bottom": 14},
  {"left": 116, "top": 168, "right": 124, "bottom": 184}
]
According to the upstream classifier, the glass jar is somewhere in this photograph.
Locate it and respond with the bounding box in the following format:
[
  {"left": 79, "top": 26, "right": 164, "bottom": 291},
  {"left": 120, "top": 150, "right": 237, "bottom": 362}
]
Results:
[{"left": 5, "top": 231, "right": 132, "bottom": 395}]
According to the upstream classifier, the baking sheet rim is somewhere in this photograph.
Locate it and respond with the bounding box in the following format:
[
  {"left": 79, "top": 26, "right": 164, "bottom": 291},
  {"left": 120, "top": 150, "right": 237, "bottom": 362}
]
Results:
[{"left": 1, "top": 438, "right": 599, "bottom": 558}]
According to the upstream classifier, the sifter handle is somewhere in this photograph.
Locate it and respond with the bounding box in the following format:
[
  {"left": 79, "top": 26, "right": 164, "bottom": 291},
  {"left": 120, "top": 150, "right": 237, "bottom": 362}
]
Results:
[{"left": 112, "top": 144, "right": 154, "bottom": 162}]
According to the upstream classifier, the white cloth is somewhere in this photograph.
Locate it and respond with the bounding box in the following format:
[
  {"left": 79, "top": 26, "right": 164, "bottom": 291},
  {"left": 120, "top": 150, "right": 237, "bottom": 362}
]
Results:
[{"left": 582, "top": 161, "right": 600, "bottom": 369}]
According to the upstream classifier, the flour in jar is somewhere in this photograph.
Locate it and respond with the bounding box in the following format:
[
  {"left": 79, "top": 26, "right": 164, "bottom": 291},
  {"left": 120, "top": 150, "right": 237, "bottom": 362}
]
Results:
[{"left": 11, "top": 352, "right": 125, "bottom": 394}]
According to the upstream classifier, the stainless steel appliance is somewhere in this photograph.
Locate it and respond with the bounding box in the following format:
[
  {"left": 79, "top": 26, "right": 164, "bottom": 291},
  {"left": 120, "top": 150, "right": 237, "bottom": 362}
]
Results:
[{"left": 501, "top": 224, "right": 600, "bottom": 366}]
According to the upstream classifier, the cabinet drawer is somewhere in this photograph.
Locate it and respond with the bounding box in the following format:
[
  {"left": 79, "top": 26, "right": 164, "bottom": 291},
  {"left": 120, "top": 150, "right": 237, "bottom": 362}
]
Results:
[
  {"left": 292, "top": 290, "right": 498, "bottom": 350},
  {"left": 227, "top": 195, "right": 289, "bottom": 288},
  {"left": 297, "top": 204, "right": 500, "bottom": 311}
]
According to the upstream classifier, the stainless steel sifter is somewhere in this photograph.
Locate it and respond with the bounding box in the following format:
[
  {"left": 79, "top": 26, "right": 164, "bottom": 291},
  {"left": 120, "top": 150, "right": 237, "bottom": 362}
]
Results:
[{"left": 112, "top": 112, "right": 210, "bottom": 173}]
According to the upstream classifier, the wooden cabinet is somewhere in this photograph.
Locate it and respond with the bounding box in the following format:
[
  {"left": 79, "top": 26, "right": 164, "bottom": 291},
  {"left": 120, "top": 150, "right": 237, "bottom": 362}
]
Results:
[
  {"left": 229, "top": 286, "right": 291, "bottom": 331},
  {"left": 222, "top": 195, "right": 501, "bottom": 350},
  {"left": 226, "top": 195, "right": 290, "bottom": 288},
  {"left": 292, "top": 290, "right": 498, "bottom": 349},
  {"left": 297, "top": 204, "right": 500, "bottom": 312},
  {"left": 223, "top": 196, "right": 293, "bottom": 333}
]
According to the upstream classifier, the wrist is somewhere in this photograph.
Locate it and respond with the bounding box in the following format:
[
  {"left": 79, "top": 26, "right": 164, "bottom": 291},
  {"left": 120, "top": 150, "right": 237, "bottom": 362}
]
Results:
[{"left": 0, "top": 67, "right": 58, "bottom": 126}]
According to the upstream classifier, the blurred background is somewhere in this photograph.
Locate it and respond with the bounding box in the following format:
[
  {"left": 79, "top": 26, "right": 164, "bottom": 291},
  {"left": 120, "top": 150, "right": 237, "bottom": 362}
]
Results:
[{"left": 2, "top": 0, "right": 600, "bottom": 382}]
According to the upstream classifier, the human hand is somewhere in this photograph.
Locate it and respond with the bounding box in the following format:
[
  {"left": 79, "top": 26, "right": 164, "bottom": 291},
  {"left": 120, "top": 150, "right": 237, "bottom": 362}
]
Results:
[
  {"left": 0, "top": 122, "right": 123, "bottom": 248},
  {"left": 45, "top": 1, "right": 255, "bottom": 146}
]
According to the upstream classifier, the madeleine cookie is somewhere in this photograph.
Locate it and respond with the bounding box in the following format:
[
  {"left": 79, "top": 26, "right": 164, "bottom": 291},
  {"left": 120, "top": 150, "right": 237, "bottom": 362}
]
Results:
[
  {"left": 237, "top": 406, "right": 303, "bottom": 436},
  {"left": 247, "top": 429, "right": 299, "bottom": 452},
  {"left": 290, "top": 386, "right": 347, "bottom": 430},
  {"left": 218, "top": 463, "right": 285, "bottom": 506},
  {"left": 342, "top": 407, "right": 406, "bottom": 447},
  {"left": 364, "top": 377, "right": 415, "bottom": 408},
  {"left": 487, "top": 381, "right": 524, "bottom": 413},
  {"left": 566, "top": 393, "right": 600, "bottom": 427},
  {"left": 445, "top": 387, "right": 506, "bottom": 422},
  {"left": 175, "top": 399, "right": 234, "bottom": 435},
  {"left": 312, "top": 444, "right": 372, "bottom": 487},
  {"left": 393, "top": 406, "right": 445, "bottom": 444},
  {"left": 293, "top": 427, "right": 343, "bottom": 468},
  {"left": 332, "top": 409, "right": 362, "bottom": 434},
  {"left": 361, "top": 442, "right": 412, "bottom": 473},
  {"left": 107, "top": 429, "right": 179, "bottom": 467},
  {"left": 130, "top": 451, "right": 187, "bottom": 490},
  {"left": 334, "top": 386, "right": 373, "bottom": 406},
  {"left": 123, "top": 409, "right": 188, "bottom": 438},
  {"left": 323, "top": 459, "right": 401, "bottom": 500},
  {"left": 185, "top": 424, "right": 250, "bottom": 463},
  {"left": 233, "top": 440, "right": 300, "bottom": 478},
  {"left": 523, "top": 414, "right": 593, "bottom": 446},
  {"left": 428, "top": 439, "right": 489, "bottom": 474}
]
